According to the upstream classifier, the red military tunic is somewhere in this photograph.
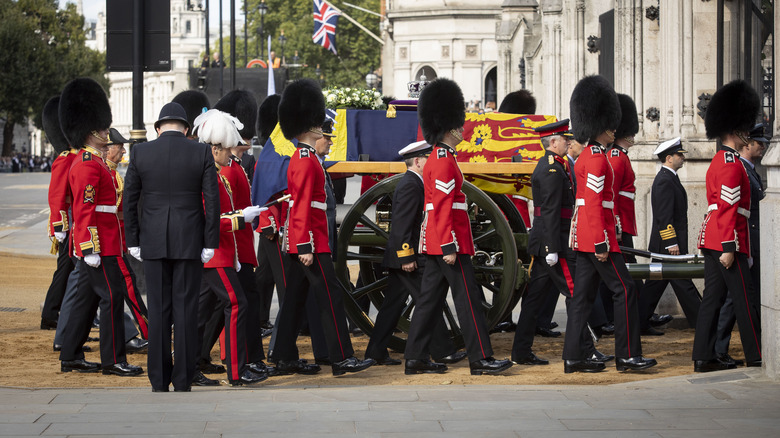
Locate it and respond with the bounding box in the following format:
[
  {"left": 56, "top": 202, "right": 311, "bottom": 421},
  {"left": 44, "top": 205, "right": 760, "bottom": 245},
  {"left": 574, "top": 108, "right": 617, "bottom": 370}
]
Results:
[
  {"left": 607, "top": 145, "right": 637, "bottom": 236},
  {"left": 570, "top": 142, "right": 619, "bottom": 254},
  {"left": 205, "top": 166, "right": 245, "bottom": 268},
  {"left": 48, "top": 148, "right": 79, "bottom": 237},
  {"left": 420, "top": 144, "right": 475, "bottom": 255},
  {"left": 697, "top": 146, "right": 751, "bottom": 255},
  {"left": 283, "top": 144, "right": 330, "bottom": 254},
  {"left": 68, "top": 147, "right": 123, "bottom": 257},
  {"left": 508, "top": 195, "right": 532, "bottom": 230},
  {"left": 256, "top": 190, "right": 287, "bottom": 238},
  {"left": 220, "top": 156, "right": 258, "bottom": 267}
]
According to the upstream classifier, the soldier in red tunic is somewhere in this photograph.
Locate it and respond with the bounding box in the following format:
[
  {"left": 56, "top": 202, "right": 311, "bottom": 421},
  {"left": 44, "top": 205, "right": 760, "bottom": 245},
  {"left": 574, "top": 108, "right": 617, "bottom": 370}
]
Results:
[
  {"left": 565, "top": 75, "right": 656, "bottom": 373},
  {"left": 404, "top": 78, "right": 512, "bottom": 376},
  {"left": 692, "top": 79, "right": 762, "bottom": 372},
  {"left": 274, "top": 79, "right": 375, "bottom": 376},
  {"left": 57, "top": 78, "right": 143, "bottom": 377}
]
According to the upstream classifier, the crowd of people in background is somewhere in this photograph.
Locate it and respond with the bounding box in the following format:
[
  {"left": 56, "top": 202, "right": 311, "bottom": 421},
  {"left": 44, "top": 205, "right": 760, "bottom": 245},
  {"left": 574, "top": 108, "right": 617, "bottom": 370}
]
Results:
[{"left": 0, "top": 154, "right": 54, "bottom": 173}]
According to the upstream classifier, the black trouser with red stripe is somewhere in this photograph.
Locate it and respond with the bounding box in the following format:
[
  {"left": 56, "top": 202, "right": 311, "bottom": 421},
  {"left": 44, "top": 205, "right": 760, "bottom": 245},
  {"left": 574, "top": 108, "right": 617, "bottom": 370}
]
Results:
[
  {"left": 273, "top": 253, "right": 354, "bottom": 362},
  {"left": 563, "top": 252, "right": 642, "bottom": 360},
  {"left": 693, "top": 249, "right": 761, "bottom": 363},
  {"left": 59, "top": 257, "right": 127, "bottom": 367},
  {"left": 42, "top": 230, "right": 75, "bottom": 323},
  {"left": 237, "top": 262, "right": 265, "bottom": 363},
  {"left": 405, "top": 254, "right": 493, "bottom": 362},
  {"left": 366, "top": 258, "right": 457, "bottom": 361},
  {"left": 199, "top": 267, "right": 248, "bottom": 383},
  {"left": 119, "top": 254, "right": 148, "bottom": 339}
]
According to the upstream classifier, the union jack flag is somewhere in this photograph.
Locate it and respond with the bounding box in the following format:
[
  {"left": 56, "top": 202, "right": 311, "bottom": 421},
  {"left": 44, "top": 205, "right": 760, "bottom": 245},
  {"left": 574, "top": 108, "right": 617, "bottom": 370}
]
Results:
[{"left": 313, "top": 0, "right": 340, "bottom": 55}]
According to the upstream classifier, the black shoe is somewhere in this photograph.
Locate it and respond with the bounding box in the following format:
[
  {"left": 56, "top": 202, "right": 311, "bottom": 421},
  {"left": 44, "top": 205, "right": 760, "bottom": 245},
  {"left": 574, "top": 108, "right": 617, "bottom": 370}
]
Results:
[
  {"left": 260, "top": 321, "right": 274, "bottom": 330},
  {"left": 314, "top": 358, "right": 332, "bottom": 366},
  {"left": 61, "top": 359, "right": 100, "bottom": 373},
  {"left": 588, "top": 350, "right": 615, "bottom": 363},
  {"left": 53, "top": 344, "right": 91, "bottom": 352},
  {"left": 332, "top": 357, "right": 375, "bottom": 376},
  {"left": 564, "top": 359, "right": 605, "bottom": 373},
  {"left": 102, "top": 361, "right": 144, "bottom": 376},
  {"left": 350, "top": 327, "right": 364, "bottom": 336},
  {"left": 649, "top": 313, "right": 673, "bottom": 327},
  {"left": 616, "top": 356, "right": 657, "bottom": 371},
  {"left": 275, "top": 359, "right": 321, "bottom": 375},
  {"left": 231, "top": 369, "right": 267, "bottom": 386},
  {"left": 151, "top": 387, "right": 169, "bottom": 392},
  {"left": 469, "top": 357, "right": 513, "bottom": 375},
  {"left": 600, "top": 323, "right": 615, "bottom": 335},
  {"left": 86, "top": 336, "right": 99, "bottom": 343},
  {"left": 404, "top": 359, "right": 447, "bottom": 375},
  {"left": 40, "top": 317, "right": 58, "bottom": 330},
  {"left": 261, "top": 328, "right": 273, "bottom": 338},
  {"left": 746, "top": 360, "right": 762, "bottom": 368},
  {"left": 490, "top": 321, "right": 517, "bottom": 333},
  {"left": 535, "top": 327, "right": 562, "bottom": 338},
  {"left": 641, "top": 327, "right": 665, "bottom": 336},
  {"left": 199, "top": 362, "right": 226, "bottom": 374},
  {"left": 433, "top": 351, "right": 468, "bottom": 364},
  {"left": 717, "top": 353, "right": 744, "bottom": 367},
  {"left": 192, "top": 371, "right": 220, "bottom": 386},
  {"left": 247, "top": 361, "right": 271, "bottom": 375},
  {"left": 512, "top": 352, "right": 549, "bottom": 366},
  {"left": 372, "top": 356, "right": 402, "bottom": 366},
  {"left": 550, "top": 322, "right": 559, "bottom": 329},
  {"left": 125, "top": 337, "right": 148, "bottom": 354},
  {"left": 694, "top": 359, "right": 736, "bottom": 372}
]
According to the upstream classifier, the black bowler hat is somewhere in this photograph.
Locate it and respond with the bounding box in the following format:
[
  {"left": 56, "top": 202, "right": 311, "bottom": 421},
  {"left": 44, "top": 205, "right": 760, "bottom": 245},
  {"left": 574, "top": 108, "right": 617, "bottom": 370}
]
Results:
[
  {"left": 534, "top": 119, "right": 571, "bottom": 138},
  {"left": 748, "top": 123, "right": 770, "bottom": 144},
  {"left": 107, "top": 128, "right": 129, "bottom": 145},
  {"left": 154, "top": 102, "right": 191, "bottom": 130}
]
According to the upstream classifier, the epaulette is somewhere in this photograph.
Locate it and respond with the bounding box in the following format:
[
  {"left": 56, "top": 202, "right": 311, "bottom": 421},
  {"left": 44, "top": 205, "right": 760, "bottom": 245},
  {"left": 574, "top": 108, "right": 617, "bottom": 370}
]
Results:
[
  {"left": 59, "top": 150, "right": 70, "bottom": 157},
  {"left": 437, "top": 148, "right": 447, "bottom": 158},
  {"left": 548, "top": 155, "right": 554, "bottom": 165},
  {"left": 230, "top": 155, "right": 241, "bottom": 164},
  {"left": 610, "top": 148, "right": 621, "bottom": 157},
  {"left": 299, "top": 148, "right": 310, "bottom": 158},
  {"left": 82, "top": 151, "right": 92, "bottom": 161},
  {"left": 724, "top": 151, "right": 736, "bottom": 163},
  {"left": 590, "top": 146, "right": 602, "bottom": 154}
]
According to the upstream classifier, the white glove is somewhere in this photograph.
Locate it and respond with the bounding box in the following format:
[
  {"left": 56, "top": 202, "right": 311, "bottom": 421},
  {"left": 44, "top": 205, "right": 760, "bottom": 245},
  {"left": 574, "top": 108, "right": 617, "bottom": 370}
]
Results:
[
  {"left": 201, "top": 248, "right": 215, "bottom": 264},
  {"left": 242, "top": 205, "right": 266, "bottom": 222},
  {"left": 84, "top": 254, "right": 101, "bottom": 268},
  {"left": 54, "top": 231, "right": 66, "bottom": 243},
  {"left": 748, "top": 256, "right": 754, "bottom": 269},
  {"left": 235, "top": 259, "right": 242, "bottom": 272},
  {"left": 545, "top": 252, "right": 559, "bottom": 267},
  {"left": 128, "top": 247, "right": 143, "bottom": 262}
]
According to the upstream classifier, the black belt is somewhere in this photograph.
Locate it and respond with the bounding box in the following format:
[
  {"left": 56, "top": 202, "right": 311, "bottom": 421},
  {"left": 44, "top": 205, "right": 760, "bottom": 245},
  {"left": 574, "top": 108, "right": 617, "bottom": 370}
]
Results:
[{"left": 534, "top": 207, "right": 573, "bottom": 219}]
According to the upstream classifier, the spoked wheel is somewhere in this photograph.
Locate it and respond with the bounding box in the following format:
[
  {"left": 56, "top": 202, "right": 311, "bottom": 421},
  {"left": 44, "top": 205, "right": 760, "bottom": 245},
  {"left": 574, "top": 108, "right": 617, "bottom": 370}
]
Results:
[{"left": 335, "top": 174, "right": 522, "bottom": 351}]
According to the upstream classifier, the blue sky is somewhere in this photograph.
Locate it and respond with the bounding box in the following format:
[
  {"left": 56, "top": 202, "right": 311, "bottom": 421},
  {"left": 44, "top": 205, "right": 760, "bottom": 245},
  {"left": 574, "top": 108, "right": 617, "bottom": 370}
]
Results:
[{"left": 58, "top": 0, "right": 239, "bottom": 24}]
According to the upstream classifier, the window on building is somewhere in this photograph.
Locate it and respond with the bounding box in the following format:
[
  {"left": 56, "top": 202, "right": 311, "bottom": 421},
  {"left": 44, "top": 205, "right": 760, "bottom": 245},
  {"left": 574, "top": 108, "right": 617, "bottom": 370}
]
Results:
[{"left": 186, "top": 21, "right": 192, "bottom": 34}]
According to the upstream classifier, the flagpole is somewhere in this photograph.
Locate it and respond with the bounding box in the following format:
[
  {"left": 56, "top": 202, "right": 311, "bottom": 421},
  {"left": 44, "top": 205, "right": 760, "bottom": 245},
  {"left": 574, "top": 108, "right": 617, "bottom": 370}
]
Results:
[{"left": 325, "top": 1, "right": 384, "bottom": 46}]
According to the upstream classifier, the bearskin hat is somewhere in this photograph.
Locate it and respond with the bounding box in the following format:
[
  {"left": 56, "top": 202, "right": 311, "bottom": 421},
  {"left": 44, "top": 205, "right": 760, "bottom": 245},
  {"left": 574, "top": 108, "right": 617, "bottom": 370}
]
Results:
[
  {"left": 172, "top": 90, "right": 211, "bottom": 130},
  {"left": 417, "top": 78, "right": 466, "bottom": 145},
  {"left": 569, "top": 75, "right": 621, "bottom": 144},
  {"left": 614, "top": 94, "right": 639, "bottom": 139},
  {"left": 278, "top": 79, "right": 325, "bottom": 140},
  {"left": 214, "top": 89, "right": 257, "bottom": 140},
  {"left": 498, "top": 89, "right": 536, "bottom": 115},
  {"left": 59, "top": 78, "right": 112, "bottom": 148},
  {"left": 256, "top": 94, "right": 281, "bottom": 141},
  {"left": 42, "top": 96, "right": 70, "bottom": 154},
  {"left": 704, "top": 79, "right": 761, "bottom": 140}
]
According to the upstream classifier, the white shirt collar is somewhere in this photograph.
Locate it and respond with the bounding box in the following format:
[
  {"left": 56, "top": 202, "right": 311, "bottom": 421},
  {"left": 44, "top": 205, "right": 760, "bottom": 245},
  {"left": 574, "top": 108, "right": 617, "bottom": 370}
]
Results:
[{"left": 662, "top": 165, "right": 677, "bottom": 175}]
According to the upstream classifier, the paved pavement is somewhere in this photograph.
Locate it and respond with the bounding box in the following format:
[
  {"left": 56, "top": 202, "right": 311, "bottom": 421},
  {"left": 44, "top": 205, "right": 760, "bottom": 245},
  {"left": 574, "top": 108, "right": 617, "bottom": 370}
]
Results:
[{"left": 2, "top": 173, "right": 780, "bottom": 437}]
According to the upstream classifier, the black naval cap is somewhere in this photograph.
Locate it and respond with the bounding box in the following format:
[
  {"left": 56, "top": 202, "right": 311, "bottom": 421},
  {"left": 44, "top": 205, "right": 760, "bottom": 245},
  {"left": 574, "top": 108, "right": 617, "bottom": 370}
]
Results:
[
  {"left": 748, "top": 123, "right": 770, "bottom": 144},
  {"left": 534, "top": 119, "right": 572, "bottom": 138},
  {"left": 398, "top": 140, "right": 433, "bottom": 159},
  {"left": 107, "top": 128, "right": 129, "bottom": 145},
  {"left": 653, "top": 137, "right": 687, "bottom": 161},
  {"left": 322, "top": 118, "right": 336, "bottom": 138},
  {"left": 154, "top": 102, "right": 191, "bottom": 131}
]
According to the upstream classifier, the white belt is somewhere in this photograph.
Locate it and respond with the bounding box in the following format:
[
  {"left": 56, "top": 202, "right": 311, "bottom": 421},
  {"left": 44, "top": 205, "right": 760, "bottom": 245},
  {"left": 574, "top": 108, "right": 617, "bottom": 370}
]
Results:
[
  {"left": 95, "top": 205, "right": 118, "bottom": 214},
  {"left": 426, "top": 202, "right": 468, "bottom": 211},
  {"left": 618, "top": 191, "right": 635, "bottom": 200},
  {"left": 512, "top": 195, "right": 529, "bottom": 202},
  {"left": 575, "top": 199, "right": 613, "bottom": 209},
  {"left": 288, "top": 200, "right": 327, "bottom": 211},
  {"left": 707, "top": 203, "right": 750, "bottom": 218}
]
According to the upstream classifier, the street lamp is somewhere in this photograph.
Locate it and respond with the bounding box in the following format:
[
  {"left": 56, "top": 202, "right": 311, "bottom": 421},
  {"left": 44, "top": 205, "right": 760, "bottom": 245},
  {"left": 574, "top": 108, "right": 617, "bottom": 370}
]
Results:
[
  {"left": 257, "top": 0, "right": 267, "bottom": 59},
  {"left": 278, "top": 30, "right": 287, "bottom": 64},
  {"left": 366, "top": 70, "right": 378, "bottom": 89}
]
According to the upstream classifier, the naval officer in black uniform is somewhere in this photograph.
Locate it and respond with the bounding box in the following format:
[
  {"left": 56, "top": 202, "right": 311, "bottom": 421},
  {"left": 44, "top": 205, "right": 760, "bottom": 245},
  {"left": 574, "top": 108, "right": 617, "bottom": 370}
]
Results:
[{"left": 124, "top": 102, "right": 220, "bottom": 392}]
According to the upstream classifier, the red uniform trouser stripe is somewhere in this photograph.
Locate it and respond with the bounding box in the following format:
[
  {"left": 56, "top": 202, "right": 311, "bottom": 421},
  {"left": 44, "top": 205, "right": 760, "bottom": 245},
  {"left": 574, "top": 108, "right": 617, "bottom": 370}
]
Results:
[
  {"left": 560, "top": 258, "right": 575, "bottom": 297},
  {"left": 117, "top": 257, "right": 148, "bottom": 339},
  {"left": 217, "top": 268, "right": 241, "bottom": 381},
  {"left": 316, "top": 257, "right": 346, "bottom": 358},
  {"left": 458, "top": 257, "right": 487, "bottom": 358},
  {"left": 610, "top": 257, "right": 632, "bottom": 358},
  {"left": 736, "top": 261, "right": 762, "bottom": 359},
  {"left": 100, "top": 264, "right": 118, "bottom": 364}
]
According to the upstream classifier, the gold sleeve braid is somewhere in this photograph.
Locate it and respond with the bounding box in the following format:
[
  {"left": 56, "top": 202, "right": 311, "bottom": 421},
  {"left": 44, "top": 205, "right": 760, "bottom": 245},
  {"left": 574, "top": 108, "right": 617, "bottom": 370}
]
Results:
[{"left": 659, "top": 224, "right": 677, "bottom": 241}]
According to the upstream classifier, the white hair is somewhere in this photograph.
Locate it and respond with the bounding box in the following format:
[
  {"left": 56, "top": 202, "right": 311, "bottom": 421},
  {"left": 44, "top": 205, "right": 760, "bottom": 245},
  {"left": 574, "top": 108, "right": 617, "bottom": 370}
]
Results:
[{"left": 193, "top": 109, "right": 245, "bottom": 147}]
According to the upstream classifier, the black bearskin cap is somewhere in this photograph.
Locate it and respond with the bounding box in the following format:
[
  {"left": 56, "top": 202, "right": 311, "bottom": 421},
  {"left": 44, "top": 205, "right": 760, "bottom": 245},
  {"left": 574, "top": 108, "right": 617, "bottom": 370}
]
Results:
[
  {"left": 278, "top": 79, "right": 325, "bottom": 140},
  {"left": 614, "top": 94, "right": 639, "bottom": 139},
  {"left": 417, "top": 78, "right": 466, "bottom": 145},
  {"left": 704, "top": 79, "right": 761, "bottom": 140},
  {"left": 42, "top": 96, "right": 70, "bottom": 154},
  {"left": 172, "top": 90, "right": 211, "bottom": 131},
  {"left": 59, "top": 78, "right": 112, "bottom": 148},
  {"left": 569, "top": 75, "right": 621, "bottom": 144},
  {"left": 256, "top": 94, "right": 281, "bottom": 141},
  {"left": 215, "top": 89, "right": 258, "bottom": 140},
  {"left": 498, "top": 90, "right": 536, "bottom": 114}
]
